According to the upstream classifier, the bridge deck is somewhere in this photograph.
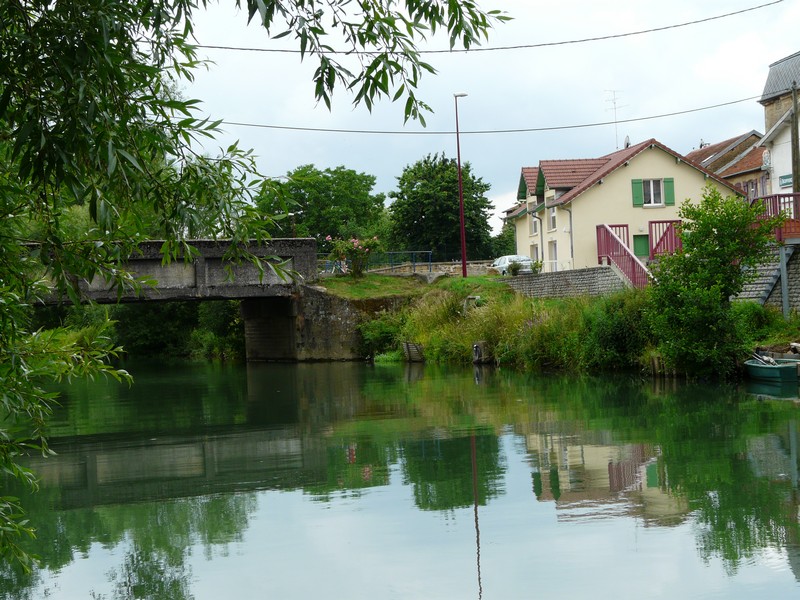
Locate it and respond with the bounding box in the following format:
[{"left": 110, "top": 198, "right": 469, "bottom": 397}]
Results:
[{"left": 44, "top": 238, "right": 317, "bottom": 304}]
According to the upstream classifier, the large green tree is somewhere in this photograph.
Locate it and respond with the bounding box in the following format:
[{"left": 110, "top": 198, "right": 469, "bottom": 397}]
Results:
[
  {"left": 258, "top": 164, "right": 386, "bottom": 240},
  {"left": 0, "top": 0, "right": 505, "bottom": 567},
  {"left": 388, "top": 153, "right": 494, "bottom": 261},
  {"left": 491, "top": 222, "right": 518, "bottom": 258},
  {"left": 648, "top": 185, "right": 785, "bottom": 378}
]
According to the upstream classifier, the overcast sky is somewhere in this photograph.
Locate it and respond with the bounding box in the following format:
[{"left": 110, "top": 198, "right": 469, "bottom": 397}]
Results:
[{"left": 186, "top": 0, "right": 799, "bottom": 233}]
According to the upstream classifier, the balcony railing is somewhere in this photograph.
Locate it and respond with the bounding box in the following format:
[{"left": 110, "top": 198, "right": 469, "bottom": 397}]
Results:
[
  {"left": 596, "top": 224, "right": 651, "bottom": 288},
  {"left": 649, "top": 220, "right": 682, "bottom": 260},
  {"left": 751, "top": 194, "right": 800, "bottom": 241}
]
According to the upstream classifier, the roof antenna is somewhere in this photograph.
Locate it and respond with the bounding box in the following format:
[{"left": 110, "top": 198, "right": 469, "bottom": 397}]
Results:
[{"left": 606, "top": 90, "right": 627, "bottom": 150}]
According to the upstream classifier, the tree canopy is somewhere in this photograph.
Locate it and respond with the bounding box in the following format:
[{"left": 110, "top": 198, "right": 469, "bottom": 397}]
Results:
[
  {"left": 647, "top": 185, "right": 785, "bottom": 378},
  {"left": 388, "top": 153, "right": 494, "bottom": 261},
  {"left": 258, "top": 164, "right": 386, "bottom": 240},
  {"left": 0, "top": 0, "right": 505, "bottom": 568}
]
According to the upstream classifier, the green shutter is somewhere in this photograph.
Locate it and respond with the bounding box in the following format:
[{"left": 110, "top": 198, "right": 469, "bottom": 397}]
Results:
[
  {"left": 632, "top": 179, "right": 644, "bottom": 207},
  {"left": 664, "top": 178, "right": 675, "bottom": 206}
]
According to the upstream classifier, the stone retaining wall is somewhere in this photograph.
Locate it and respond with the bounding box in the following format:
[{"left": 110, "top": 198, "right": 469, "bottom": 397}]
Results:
[
  {"left": 765, "top": 247, "right": 800, "bottom": 309},
  {"left": 502, "top": 266, "right": 627, "bottom": 298}
]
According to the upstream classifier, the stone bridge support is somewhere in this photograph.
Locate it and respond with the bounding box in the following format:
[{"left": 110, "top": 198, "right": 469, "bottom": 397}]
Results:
[
  {"left": 241, "top": 285, "right": 410, "bottom": 362},
  {"left": 240, "top": 297, "right": 298, "bottom": 361}
]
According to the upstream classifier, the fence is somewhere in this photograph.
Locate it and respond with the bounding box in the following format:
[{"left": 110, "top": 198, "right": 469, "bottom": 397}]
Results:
[{"left": 318, "top": 251, "right": 433, "bottom": 274}]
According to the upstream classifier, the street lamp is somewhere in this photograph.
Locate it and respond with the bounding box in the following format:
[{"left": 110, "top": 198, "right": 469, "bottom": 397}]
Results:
[{"left": 454, "top": 92, "right": 468, "bottom": 277}]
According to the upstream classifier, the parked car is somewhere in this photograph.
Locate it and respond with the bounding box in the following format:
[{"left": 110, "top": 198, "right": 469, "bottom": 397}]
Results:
[{"left": 491, "top": 255, "right": 533, "bottom": 275}]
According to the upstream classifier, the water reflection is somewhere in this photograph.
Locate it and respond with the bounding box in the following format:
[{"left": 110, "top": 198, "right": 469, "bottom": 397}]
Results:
[{"left": 3, "top": 362, "right": 800, "bottom": 598}]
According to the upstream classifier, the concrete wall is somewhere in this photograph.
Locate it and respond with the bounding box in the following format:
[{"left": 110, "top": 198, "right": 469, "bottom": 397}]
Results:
[
  {"left": 242, "top": 285, "right": 411, "bottom": 361},
  {"left": 502, "top": 266, "right": 626, "bottom": 298}
]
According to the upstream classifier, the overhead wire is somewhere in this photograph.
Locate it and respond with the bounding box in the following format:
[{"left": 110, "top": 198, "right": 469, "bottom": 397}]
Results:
[
  {"left": 194, "top": 1, "right": 783, "bottom": 141},
  {"left": 195, "top": 0, "right": 782, "bottom": 55},
  {"left": 219, "top": 94, "right": 768, "bottom": 136}
]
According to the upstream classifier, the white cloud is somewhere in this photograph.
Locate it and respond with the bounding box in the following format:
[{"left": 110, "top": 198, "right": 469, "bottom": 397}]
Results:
[{"left": 186, "top": 0, "right": 796, "bottom": 233}]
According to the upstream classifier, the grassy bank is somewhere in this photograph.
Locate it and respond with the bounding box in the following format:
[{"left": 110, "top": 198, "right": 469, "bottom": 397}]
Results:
[{"left": 324, "top": 273, "right": 800, "bottom": 378}]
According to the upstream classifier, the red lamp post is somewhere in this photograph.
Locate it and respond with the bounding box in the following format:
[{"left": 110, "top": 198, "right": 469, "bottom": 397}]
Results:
[{"left": 454, "top": 92, "right": 468, "bottom": 277}]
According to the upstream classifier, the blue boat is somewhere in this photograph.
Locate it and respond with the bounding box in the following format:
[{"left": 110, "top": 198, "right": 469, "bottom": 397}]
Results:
[{"left": 744, "top": 358, "right": 800, "bottom": 384}]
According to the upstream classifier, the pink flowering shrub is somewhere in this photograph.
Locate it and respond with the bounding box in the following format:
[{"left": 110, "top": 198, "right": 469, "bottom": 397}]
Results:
[{"left": 326, "top": 235, "right": 382, "bottom": 277}]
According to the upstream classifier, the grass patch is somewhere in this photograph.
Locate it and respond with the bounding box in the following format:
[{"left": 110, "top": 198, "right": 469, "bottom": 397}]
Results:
[
  {"left": 432, "top": 274, "right": 517, "bottom": 303},
  {"left": 317, "top": 274, "right": 428, "bottom": 299}
]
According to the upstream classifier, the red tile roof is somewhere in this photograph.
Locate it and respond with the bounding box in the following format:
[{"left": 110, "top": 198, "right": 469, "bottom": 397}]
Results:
[
  {"left": 719, "top": 145, "right": 765, "bottom": 177},
  {"left": 504, "top": 203, "right": 527, "bottom": 220},
  {"left": 539, "top": 158, "right": 607, "bottom": 189},
  {"left": 547, "top": 139, "right": 738, "bottom": 206},
  {"left": 684, "top": 136, "right": 742, "bottom": 166},
  {"left": 521, "top": 167, "right": 539, "bottom": 191}
]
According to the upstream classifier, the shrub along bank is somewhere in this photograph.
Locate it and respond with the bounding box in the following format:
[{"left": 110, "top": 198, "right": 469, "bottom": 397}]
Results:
[{"left": 358, "top": 276, "right": 800, "bottom": 380}]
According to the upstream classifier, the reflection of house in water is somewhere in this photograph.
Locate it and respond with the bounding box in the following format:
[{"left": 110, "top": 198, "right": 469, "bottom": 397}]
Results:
[
  {"left": 524, "top": 430, "right": 688, "bottom": 526},
  {"left": 748, "top": 425, "right": 800, "bottom": 583}
]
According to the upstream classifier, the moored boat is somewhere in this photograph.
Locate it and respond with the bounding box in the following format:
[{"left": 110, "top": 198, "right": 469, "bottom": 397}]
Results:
[{"left": 744, "top": 358, "right": 800, "bottom": 384}]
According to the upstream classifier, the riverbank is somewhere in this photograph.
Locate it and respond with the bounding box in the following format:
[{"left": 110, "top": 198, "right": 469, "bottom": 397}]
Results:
[{"left": 322, "top": 273, "right": 800, "bottom": 379}]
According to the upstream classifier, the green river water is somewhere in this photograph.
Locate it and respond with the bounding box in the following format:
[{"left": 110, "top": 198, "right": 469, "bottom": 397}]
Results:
[{"left": 2, "top": 360, "right": 800, "bottom": 599}]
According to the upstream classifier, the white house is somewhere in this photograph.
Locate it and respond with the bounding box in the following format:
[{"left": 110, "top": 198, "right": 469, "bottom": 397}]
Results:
[{"left": 506, "top": 139, "right": 738, "bottom": 285}]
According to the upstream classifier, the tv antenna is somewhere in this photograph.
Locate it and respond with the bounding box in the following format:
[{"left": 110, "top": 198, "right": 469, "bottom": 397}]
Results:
[{"left": 606, "top": 90, "right": 627, "bottom": 150}]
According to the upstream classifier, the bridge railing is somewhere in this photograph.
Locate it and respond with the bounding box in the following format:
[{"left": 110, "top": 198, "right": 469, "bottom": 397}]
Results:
[{"left": 318, "top": 251, "right": 433, "bottom": 274}]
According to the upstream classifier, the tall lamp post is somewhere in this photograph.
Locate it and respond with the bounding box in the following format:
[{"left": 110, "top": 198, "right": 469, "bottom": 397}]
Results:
[{"left": 454, "top": 92, "right": 468, "bottom": 277}]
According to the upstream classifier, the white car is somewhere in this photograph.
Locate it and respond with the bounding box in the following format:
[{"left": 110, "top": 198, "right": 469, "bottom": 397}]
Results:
[{"left": 491, "top": 255, "right": 533, "bottom": 275}]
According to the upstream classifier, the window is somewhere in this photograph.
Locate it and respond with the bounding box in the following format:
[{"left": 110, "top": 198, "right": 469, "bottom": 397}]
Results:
[
  {"left": 548, "top": 207, "right": 557, "bottom": 230},
  {"left": 529, "top": 217, "right": 538, "bottom": 236},
  {"left": 632, "top": 178, "right": 675, "bottom": 207},
  {"left": 548, "top": 241, "right": 558, "bottom": 271},
  {"left": 643, "top": 180, "right": 662, "bottom": 205},
  {"left": 531, "top": 244, "right": 539, "bottom": 261}
]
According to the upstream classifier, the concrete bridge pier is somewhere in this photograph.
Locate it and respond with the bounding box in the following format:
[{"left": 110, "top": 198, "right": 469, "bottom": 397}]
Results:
[{"left": 240, "top": 297, "right": 298, "bottom": 361}]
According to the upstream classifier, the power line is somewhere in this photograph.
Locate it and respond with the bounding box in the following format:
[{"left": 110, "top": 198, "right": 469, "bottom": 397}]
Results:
[
  {"left": 196, "top": 0, "right": 782, "bottom": 55},
  {"left": 220, "top": 94, "right": 764, "bottom": 136}
]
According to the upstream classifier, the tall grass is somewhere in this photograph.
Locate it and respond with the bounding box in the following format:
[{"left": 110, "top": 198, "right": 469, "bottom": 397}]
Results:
[
  {"left": 399, "top": 287, "right": 654, "bottom": 373},
  {"left": 351, "top": 274, "right": 799, "bottom": 377}
]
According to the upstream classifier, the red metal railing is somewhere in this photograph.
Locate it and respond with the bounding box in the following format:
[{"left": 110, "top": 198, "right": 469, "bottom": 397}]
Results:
[
  {"left": 751, "top": 194, "right": 800, "bottom": 241},
  {"left": 608, "top": 224, "right": 629, "bottom": 248},
  {"left": 649, "top": 220, "right": 682, "bottom": 260},
  {"left": 596, "top": 224, "right": 651, "bottom": 288}
]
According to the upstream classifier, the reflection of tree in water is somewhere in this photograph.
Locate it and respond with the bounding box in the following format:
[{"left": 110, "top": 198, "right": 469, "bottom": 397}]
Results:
[
  {"left": 104, "top": 494, "right": 257, "bottom": 599},
  {"left": 691, "top": 464, "right": 798, "bottom": 575},
  {"left": 523, "top": 378, "right": 800, "bottom": 575},
  {"left": 652, "top": 400, "right": 800, "bottom": 575},
  {"left": 109, "top": 546, "right": 192, "bottom": 600},
  {"left": 0, "top": 492, "right": 256, "bottom": 599},
  {"left": 400, "top": 430, "right": 504, "bottom": 511}
]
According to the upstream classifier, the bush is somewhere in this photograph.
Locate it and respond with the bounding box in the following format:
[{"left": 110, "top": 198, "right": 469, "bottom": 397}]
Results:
[
  {"left": 190, "top": 301, "right": 245, "bottom": 360},
  {"left": 114, "top": 302, "right": 198, "bottom": 357},
  {"left": 582, "top": 289, "right": 651, "bottom": 371},
  {"left": 358, "top": 310, "right": 406, "bottom": 357}
]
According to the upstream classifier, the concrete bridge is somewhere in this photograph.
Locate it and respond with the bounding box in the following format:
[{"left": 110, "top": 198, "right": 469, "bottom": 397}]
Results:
[
  {"left": 42, "top": 238, "right": 373, "bottom": 362},
  {"left": 74, "top": 238, "right": 317, "bottom": 303}
]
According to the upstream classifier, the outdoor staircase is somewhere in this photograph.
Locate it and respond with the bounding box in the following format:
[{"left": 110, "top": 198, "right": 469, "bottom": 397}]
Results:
[{"left": 737, "top": 246, "right": 795, "bottom": 304}]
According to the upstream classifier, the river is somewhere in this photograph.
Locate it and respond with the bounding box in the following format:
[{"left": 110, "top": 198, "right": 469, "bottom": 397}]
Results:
[{"left": 2, "top": 360, "right": 800, "bottom": 599}]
